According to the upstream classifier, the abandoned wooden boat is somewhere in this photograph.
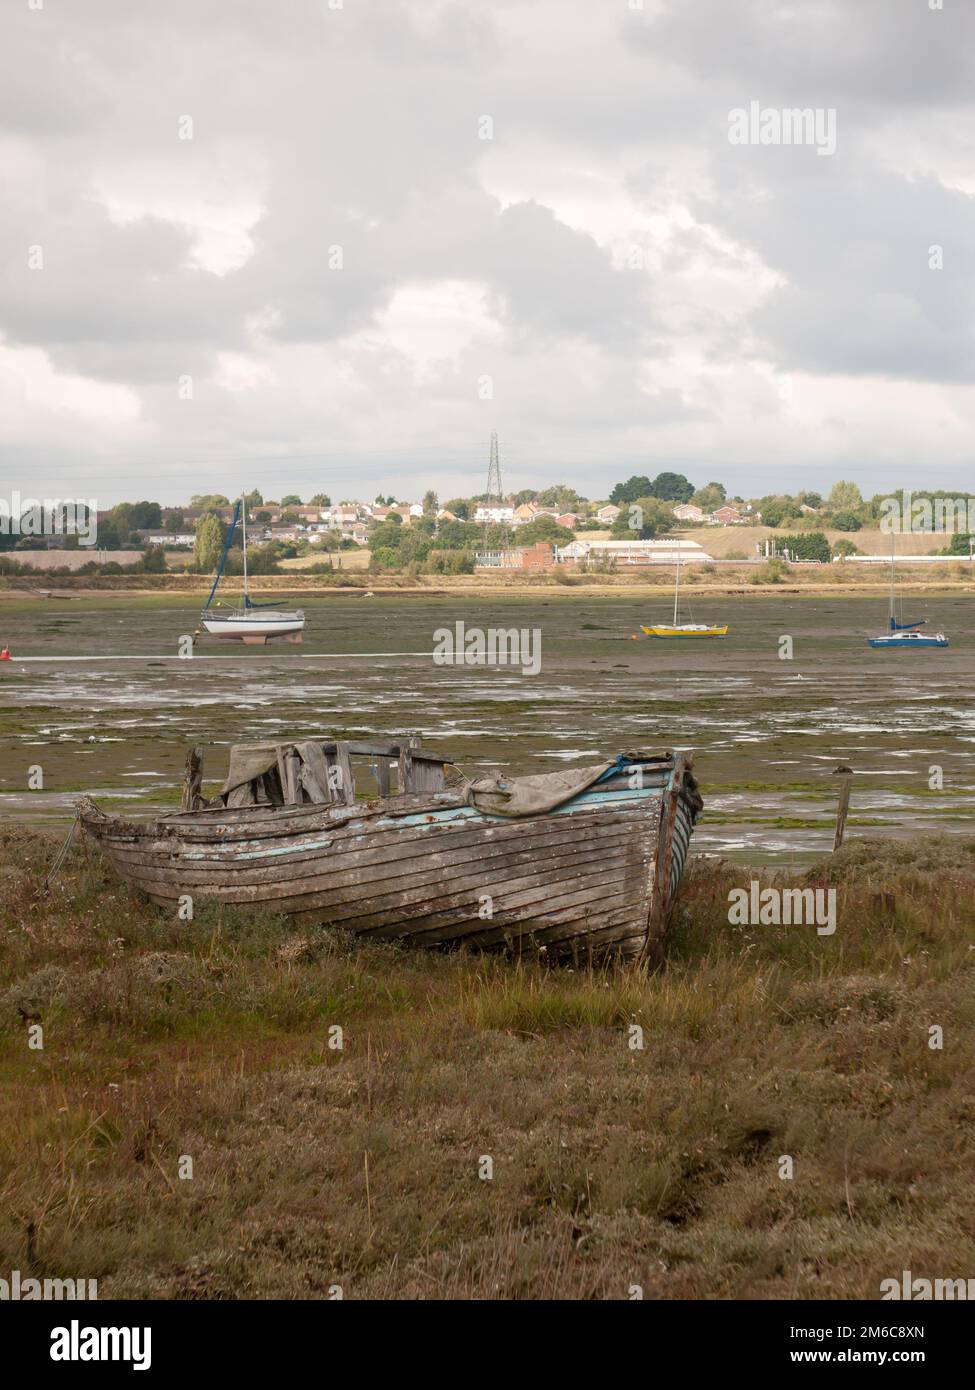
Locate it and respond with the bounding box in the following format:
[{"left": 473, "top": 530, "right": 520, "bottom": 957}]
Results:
[{"left": 79, "top": 738, "right": 702, "bottom": 963}]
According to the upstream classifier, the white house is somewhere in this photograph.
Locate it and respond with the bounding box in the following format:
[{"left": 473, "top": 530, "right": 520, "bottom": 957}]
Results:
[
  {"left": 138, "top": 529, "right": 195, "bottom": 547},
  {"left": 474, "top": 505, "right": 515, "bottom": 523},
  {"left": 595, "top": 504, "right": 621, "bottom": 524},
  {"left": 672, "top": 504, "right": 705, "bottom": 522}
]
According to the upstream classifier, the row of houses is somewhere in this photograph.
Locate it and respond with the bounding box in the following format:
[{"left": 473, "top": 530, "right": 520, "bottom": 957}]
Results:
[
  {"left": 472, "top": 502, "right": 622, "bottom": 527},
  {"left": 139, "top": 521, "right": 370, "bottom": 548},
  {"left": 477, "top": 501, "right": 749, "bottom": 528},
  {"left": 110, "top": 495, "right": 754, "bottom": 553},
  {"left": 672, "top": 503, "right": 749, "bottom": 525}
]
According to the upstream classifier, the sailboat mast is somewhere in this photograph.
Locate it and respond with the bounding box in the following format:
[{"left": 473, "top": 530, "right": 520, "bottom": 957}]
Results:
[
  {"left": 673, "top": 545, "right": 681, "bottom": 626},
  {"left": 242, "top": 491, "right": 249, "bottom": 605},
  {"left": 889, "top": 528, "right": 895, "bottom": 628}
]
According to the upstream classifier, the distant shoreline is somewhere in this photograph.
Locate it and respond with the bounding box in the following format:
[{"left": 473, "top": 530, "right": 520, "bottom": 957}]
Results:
[{"left": 1, "top": 565, "right": 973, "bottom": 605}]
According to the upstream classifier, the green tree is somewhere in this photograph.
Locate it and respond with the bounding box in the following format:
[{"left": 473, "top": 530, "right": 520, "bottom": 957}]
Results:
[
  {"left": 244, "top": 489, "right": 263, "bottom": 507},
  {"left": 609, "top": 475, "right": 652, "bottom": 506},
  {"left": 759, "top": 496, "right": 801, "bottom": 527},
  {"left": 828, "top": 481, "right": 863, "bottom": 513},
  {"left": 422, "top": 489, "right": 439, "bottom": 517},
  {"left": 612, "top": 497, "right": 674, "bottom": 539},
  {"left": 691, "top": 483, "right": 726, "bottom": 512},
  {"left": 194, "top": 514, "right": 225, "bottom": 573},
  {"left": 536, "top": 484, "right": 582, "bottom": 510},
  {"left": 93, "top": 516, "right": 125, "bottom": 550},
  {"left": 126, "top": 501, "right": 162, "bottom": 529},
  {"left": 648, "top": 472, "right": 694, "bottom": 503},
  {"left": 368, "top": 520, "right": 405, "bottom": 551},
  {"left": 309, "top": 493, "right": 331, "bottom": 507},
  {"left": 281, "top": 494, "right": 302, "bottom": 506},
  {"left": 443, "top": 498, "right": 470, "bottom": 519},
  {"left": 437, "top": 520, "right": 481, "bottom": 549},
  {"left": 109, "top": 502, "right": 137, "bottom": 540},
  {"left": 369, "top": 546, "right": 400, "bottom": 573},
  {"left": 517, "top": 516, "right": 575, "bottom": 545},
  {"left": 191, "top": 494, "right": 230, "bottom": 507},
  {"left": 398, "top": 528, "right": 434, "bottom": 564},
  {"left": 831, "top": 511, "right": 862, "bottom": 532},
  {"left": 773, "top": 531, "right": 830, "bottom": 562},
  {"left": 166, "top": 510, "right": 186, "bottom": 532},
  {"left": 140, "top": 545, "right": 167, "bottom": 573}
]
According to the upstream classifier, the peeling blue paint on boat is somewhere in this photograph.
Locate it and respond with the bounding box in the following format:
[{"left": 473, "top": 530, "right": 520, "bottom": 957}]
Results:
[
  {"left": 373, "top": 783, "right": 668, "bottom": 831},
  {"left": 181, "top": 836, "right": 334, "bottom": 860}
]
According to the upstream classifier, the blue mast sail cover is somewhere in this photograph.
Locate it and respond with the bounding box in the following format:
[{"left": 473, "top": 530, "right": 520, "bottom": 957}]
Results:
[
  {"left": 890, "top": 617, "right": 925, "bottom": 631},
  {"left": 202, "top": 500, "right": 240, "bottom": 612}
]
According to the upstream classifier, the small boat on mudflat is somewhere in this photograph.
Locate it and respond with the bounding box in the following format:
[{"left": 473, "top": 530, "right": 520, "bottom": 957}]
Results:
[
  {"left": 868, "top": 532, "right": 948, "bottom": 650},
  {"left": 641, "top": 546, "right": 728, "bottom": 639},
  {"left": 79, "top": 738, "right": 702, "bottom": 965},
  {"left": 199, "top": 495, "right": 305, "bottom": 644}
]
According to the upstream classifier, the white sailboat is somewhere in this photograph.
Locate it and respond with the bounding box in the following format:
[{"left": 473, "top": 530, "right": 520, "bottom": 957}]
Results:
[{"left": 199, "top": 496, "right": 305, "bottom": 645}]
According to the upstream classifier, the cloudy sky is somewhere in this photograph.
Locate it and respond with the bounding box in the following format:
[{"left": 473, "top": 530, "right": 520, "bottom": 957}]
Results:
[{"left": 2, "top": 0, "right": 974, "bottom": 506}]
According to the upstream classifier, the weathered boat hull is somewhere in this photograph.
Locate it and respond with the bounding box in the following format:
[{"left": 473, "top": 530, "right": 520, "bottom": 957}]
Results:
[{"left": 80, "top": 753, "right": 701, "bottom": 963}]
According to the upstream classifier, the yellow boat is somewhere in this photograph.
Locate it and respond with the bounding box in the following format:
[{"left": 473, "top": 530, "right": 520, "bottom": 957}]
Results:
[
  {"left": 640, "top": 547, "right": 729, "bottom": 639},
  {"left": 641, "top": 623, "right": 728, "bottom": 638}
]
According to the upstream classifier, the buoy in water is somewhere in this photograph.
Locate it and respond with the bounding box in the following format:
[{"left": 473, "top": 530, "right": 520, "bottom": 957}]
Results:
[{"left": 0, "top": 647, "right": 10, "bottom": 661}]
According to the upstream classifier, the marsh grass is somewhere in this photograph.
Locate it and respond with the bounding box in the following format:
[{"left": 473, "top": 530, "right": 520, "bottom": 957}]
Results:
[{"left": 0, "top": 827, "right": 973, "bottom": 1299}]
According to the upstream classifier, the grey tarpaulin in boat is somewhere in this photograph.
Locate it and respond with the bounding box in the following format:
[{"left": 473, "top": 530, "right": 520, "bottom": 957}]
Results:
[
  {"left": 217, "top": 741, "right": 332, "bottom": 802},
  {"left": 463, "top": 761, "right": 618, "bottom": 818},
  {"left": 217, "top": 743, "right": 289, "bottom": 798}
]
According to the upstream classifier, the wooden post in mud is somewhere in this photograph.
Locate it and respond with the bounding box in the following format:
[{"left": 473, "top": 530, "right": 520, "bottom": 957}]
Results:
[
  {"left": 181, "top": 745, "right": 204, "bottom": 812},
  {"left": 400, "top": 731, "right": 421, "bottom": 794},
  {"left": 832, "top": 765, "right": 854, "bottom": 851}
]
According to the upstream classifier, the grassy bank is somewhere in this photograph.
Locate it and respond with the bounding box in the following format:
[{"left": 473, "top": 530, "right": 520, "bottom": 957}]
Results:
[{"left": 1, "top": 829, "right": 972, "bottom": 1299}]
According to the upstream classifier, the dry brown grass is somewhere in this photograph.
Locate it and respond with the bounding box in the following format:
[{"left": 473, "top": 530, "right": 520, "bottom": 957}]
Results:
[{"left": 1, "top": 828, "right": 973, "bottom": 1299}]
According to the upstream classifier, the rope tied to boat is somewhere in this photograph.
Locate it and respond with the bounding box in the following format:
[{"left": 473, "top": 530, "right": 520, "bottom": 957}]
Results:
[{"left": 41, "top": 805, "right": 81, "bottom": 895}]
